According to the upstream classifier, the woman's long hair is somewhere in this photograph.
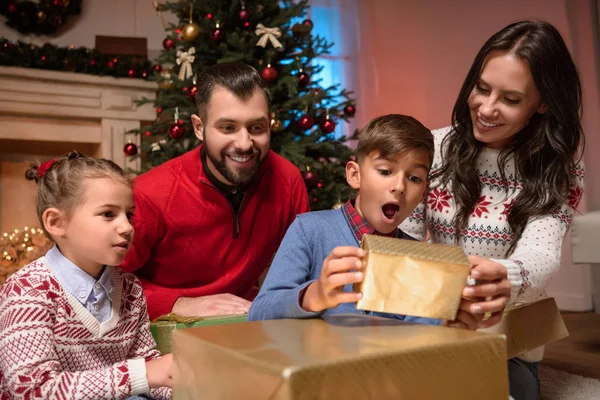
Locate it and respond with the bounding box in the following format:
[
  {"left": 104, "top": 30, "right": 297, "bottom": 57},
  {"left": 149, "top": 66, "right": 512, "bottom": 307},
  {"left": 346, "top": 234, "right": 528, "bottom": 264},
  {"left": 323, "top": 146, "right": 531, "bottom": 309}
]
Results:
[{"left": 436, "top": 20, "right": 584, "bottom": 255}]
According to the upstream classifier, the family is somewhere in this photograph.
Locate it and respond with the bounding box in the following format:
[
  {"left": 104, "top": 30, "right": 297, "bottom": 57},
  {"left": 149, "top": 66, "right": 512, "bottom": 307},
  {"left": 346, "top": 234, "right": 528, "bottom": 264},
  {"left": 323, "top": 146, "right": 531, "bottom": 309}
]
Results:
[{"left": 0, "top": 20, "right": 584, "bottom": 400}]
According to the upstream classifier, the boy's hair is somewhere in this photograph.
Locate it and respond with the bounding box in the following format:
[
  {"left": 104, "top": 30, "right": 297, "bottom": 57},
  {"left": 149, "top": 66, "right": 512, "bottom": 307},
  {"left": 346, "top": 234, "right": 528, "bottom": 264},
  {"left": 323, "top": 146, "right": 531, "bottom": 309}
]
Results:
[
  {"left": 355, "top": 114, "right": 434, "bottom": 165},
  {"left": 25, "top": 151, "right": 131, "bottom": 239},
  {"left": 194, "top": 62, "right": 271, "bottom": 123}
]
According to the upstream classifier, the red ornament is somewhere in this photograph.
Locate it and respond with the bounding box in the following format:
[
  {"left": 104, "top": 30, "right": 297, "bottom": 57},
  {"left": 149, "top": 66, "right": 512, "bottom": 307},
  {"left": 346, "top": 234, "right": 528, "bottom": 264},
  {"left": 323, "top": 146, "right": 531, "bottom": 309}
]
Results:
[
  {"left": 169, "top": 121, "right": 185, "bottom": 139},
  {"left": 127, "top": 69, "right": 136, "bottom": 78},
  {"left": 188, "top": 85, "right": 197, "bottom": 101},
  {"left": 53, "top": 0, "right": 64, "bottom": 6},
  {"left": 298, "top": 72, "right": 310, "bottom": 87},
  {"left": 207, "top": 13, "right": 213, "bottom": 19},
  {"left": 144, "top": 130, "right": 152, "bottom": 136},
  {"left": 175, "top": 28, "right": 181, "bottom": 34},
  {"left": 163, "top": 38, "right": 175, "bottom": 50},
  {"left": 211, "top": 26, "right": 225, "bottom": 41},
  {"left": 302, "top": 170, "right": 319, "bottom": 186},
  {"left": 41, "top": 56, "right": 46, "bottom": 61},
  {"left": 239, "top": 9, "right": 249, "bottom": 21},
  {"left": 107, "top": 60, "right": 115, "bottom": 68},
  {"left": 89, "top": 59, "right": 96, "bottom": 66},
  {"left": 153, "top": 64, "right": 163, "bottom": 73},
  {"left": 157, "top": 107, "right": 163, "bottom": 114},
  {"left": 123, "top": 143, "right": 138, "bottom": 157},
  {"left": 7, "top": 3, "right": 17, "bottom": 13},
  {"left": 344, "top": 104, "right": 356, "bottom": 117},
  {"left": 261, "top": 65, "right": 278, "bottom": 83},
  {"left": 244, "top": 21, "right": 251, "bottom": 29},
  {"left": 303, "top": 19, "right": 314, "bottom": 29},
  {"left": 298, "top": 114, "right": 315, "bottom": 130},
  {"left": 320, "top": 117, "right": 336, "bottom": 134},
  {"left": 141, "top": 70, "right": 148, "bottom": 78}
]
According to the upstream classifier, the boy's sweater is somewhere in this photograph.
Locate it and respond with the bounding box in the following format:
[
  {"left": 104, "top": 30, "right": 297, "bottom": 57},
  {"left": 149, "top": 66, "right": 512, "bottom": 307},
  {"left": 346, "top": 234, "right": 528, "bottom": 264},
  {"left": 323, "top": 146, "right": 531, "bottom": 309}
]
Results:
[{"left": 249, "top": 208, "right": 441, "bottom": 326}]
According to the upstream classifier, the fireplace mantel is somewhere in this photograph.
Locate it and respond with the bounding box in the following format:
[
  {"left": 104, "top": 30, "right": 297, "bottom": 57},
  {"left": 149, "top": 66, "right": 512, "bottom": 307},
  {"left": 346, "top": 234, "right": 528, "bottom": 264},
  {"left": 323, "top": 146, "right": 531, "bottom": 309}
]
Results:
[{"left": 0, "top": 66, "right": 157, "bottom": 232}]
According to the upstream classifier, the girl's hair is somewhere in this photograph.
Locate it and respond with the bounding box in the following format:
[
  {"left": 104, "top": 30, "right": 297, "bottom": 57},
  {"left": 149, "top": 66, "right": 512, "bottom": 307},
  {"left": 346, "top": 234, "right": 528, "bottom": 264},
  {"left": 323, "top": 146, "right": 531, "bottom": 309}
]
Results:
[
  {"left": 25, "top": 151, "right": 131, "bottom": 239},
  {"left": 436, "top": 20, "right": 584, "bottom": 255}
]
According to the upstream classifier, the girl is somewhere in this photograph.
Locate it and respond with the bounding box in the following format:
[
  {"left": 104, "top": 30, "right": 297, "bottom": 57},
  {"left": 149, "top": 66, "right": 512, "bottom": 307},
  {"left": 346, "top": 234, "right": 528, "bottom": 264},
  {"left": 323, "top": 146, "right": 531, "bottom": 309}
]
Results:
[
  {"left": 0, "top": 152, "right": 172, "bottom": 399},
  {"left": 401, "top": 20, "right": 585, "bottom": 400}
]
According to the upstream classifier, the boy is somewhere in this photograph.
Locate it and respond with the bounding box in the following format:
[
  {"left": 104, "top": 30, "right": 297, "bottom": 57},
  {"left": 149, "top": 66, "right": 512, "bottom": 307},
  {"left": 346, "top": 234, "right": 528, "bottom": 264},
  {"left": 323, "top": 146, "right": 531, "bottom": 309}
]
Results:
[{"left": 248, "top": 114, "right": 440, "bottom": 324}]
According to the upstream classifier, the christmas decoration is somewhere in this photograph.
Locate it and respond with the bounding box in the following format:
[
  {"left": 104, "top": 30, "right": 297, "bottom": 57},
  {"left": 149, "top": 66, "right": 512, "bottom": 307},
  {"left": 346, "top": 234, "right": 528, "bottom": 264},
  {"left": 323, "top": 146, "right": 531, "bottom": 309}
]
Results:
[
  {"left": 0, "top": 226, "right": 52, "bottom": 285},
  {"left": 169, "top": 121, "right": 185, "bottom": 139},
  {"left": 0, "top": 38, "right": 152, "bottom": 79},
  {"left": 124, "top": 142, "right": 138, "bottom": 156},
  {"left": 188, "top": 84, "right": 197, "bottom": 101},
  {"left": 153, "top": 64, "right": 163, "bottom": 73},
  {"left": 320, "top": 111, "right": 336, "bottom": 134},
  {"left": 332, "top": 201, "right": 344, "bottom": 210},
  {"left": 163, "top": 37, "right": 175, "bottom": 50},
  {"left": 298, "top": 71, "right": 310, "bottom": 87},
  {"left": 0, "top": 0, "right": 82, "bottom": 35},
  {"left": 182, "top": 22, "right": 201, "bottom": 41},
  {"left": 298, "top": 114, "right": 314, "bottom": 130},
  {"left": 344, "top": 104, "right": 356, "bottom": 117},
  {"left": 130, "top": 0, "right": 357, "bottom": 210},
  {"left": 270, "top": 114, "right": 283, "bottom": 131},
  {"left": 255, "top": 24, "right": 283, "bottom": 49},
  {"left": 211, "top": 23, "right": 225, "bottom": 41},
  {"left": 302, "top": 169, "right": 319, "bottom": 187},
  {"left": 176, "top": 47, "right": 195, "bottom": 80},
  {"left": 169, "top": 107, "right": 184, "bottom": 139},
  {"left": 127, "top": 68, "right": 136, "bottom": 78},
  {"left": 261, "top": 64, "right": 278, "bottom": 83},
  {"left": 158, "top": 69, "right": 174, "bottom": 89}
]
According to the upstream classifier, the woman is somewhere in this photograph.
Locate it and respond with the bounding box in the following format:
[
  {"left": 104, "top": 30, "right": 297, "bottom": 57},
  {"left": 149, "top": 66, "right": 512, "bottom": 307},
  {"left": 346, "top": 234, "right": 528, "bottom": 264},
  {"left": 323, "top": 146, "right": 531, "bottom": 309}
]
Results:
[{"left": 401, "top": 20, "right": 585, "bottom": 400}]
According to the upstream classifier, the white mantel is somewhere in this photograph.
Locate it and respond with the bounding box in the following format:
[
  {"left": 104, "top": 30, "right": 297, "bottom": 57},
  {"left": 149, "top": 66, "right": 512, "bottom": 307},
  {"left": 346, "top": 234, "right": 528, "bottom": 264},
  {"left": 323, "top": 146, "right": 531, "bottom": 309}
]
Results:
[{"left": 0, "top": 66, "right": 157, "bottom": 233}]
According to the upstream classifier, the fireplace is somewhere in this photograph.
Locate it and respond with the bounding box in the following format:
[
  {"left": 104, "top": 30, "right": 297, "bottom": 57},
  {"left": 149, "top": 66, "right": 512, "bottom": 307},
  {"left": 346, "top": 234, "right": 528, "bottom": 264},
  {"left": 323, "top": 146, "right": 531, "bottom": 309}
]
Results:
[{"left": 0, "top": 66, "right": 157, "bottom": 233}]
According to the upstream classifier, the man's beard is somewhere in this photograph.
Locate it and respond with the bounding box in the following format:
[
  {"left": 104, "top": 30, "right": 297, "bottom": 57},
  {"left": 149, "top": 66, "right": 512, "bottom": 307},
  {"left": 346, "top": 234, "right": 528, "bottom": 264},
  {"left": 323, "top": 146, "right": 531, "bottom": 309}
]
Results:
[{"left": 205, "top": 136, "right": 264, "bottom": 186}]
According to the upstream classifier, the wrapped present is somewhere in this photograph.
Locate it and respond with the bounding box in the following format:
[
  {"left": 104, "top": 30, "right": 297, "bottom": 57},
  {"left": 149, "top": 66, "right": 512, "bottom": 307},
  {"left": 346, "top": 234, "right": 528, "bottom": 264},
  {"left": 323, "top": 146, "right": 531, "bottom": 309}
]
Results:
[
  {"left": 354, "top": 235, "right": 471, "bottom": 320},
  {"left": 172, "top": 314, "right": 508, "bottom": 399},
  {"left": 481, "top": 297, "right": 568, "bottom": 358},
  {"left": 150, "top": 313, "right": 248, "bottom": 354}
]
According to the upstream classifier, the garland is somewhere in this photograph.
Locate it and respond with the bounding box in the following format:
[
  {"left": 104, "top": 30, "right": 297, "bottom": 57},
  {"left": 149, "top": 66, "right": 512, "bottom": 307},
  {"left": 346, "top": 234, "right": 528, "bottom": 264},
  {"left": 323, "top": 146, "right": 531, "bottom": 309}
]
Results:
[
  {"left": 0, "top": 0, "right": 82, "bottom": 35},
  {"left": 0, "top": 38, "right": 153, "bottom": 79}
]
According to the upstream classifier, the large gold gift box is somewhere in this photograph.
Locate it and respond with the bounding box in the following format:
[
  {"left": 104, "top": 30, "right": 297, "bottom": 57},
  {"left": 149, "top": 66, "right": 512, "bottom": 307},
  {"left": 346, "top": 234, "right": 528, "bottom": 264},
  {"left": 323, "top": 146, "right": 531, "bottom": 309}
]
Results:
[
  {"left": 355, "top": 235, "right": 471, "bottom": 320},
  {"left": 173, "top": 314, "right": 508, "bottom": 399}
]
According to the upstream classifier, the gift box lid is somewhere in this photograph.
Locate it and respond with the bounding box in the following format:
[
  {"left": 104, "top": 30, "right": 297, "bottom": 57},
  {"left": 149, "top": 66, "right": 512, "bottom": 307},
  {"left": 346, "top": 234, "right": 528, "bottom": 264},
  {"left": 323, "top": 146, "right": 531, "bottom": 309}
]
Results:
[
  {"left": 173, "top": 314, "right": 508, "bottom": 400},
  {"left": 361, "top": 235, "right": 470, "bottom": 265}
]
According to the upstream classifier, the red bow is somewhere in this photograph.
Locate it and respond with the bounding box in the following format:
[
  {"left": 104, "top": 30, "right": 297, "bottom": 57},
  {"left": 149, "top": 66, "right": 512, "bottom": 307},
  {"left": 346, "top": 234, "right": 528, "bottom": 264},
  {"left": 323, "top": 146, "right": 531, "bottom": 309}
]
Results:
[{"left": 38, "top": 159, "right": 56, "bottom": 177}]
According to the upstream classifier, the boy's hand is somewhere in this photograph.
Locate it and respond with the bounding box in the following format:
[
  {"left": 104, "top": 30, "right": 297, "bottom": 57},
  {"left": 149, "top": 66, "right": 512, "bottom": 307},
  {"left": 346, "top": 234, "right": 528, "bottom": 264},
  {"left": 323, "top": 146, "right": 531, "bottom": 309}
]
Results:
[
  {"left": 146, "top": 353, "right": 173, "bottom": 389},
  {"left": 447, "top": 256, "right": 511, "bottom": 329},
  {"left": 302, "top": 246, "right": 365, "bottom": 312}
]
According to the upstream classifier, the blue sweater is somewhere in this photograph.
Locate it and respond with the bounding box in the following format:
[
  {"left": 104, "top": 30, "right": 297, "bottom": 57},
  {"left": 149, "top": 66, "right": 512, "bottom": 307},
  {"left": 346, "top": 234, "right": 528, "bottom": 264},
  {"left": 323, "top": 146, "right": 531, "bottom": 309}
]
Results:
[{"left": 248, "top": 208, "right": 442, "bottom": 326}]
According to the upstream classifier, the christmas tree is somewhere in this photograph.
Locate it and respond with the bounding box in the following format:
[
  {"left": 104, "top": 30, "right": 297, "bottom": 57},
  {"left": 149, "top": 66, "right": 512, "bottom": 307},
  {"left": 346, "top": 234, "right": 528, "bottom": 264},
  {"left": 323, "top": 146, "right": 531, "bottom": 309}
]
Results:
[{"left": 130, "top": 0, "right": 357, "bottom": 210}]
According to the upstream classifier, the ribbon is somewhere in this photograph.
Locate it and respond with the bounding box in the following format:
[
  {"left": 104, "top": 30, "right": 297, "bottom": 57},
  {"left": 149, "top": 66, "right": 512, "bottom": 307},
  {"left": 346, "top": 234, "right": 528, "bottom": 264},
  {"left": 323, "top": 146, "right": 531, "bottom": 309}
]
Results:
[
  {"left": 176, "top": 47, "right": 196, "bottom": 80},
  {"left": 38, "top": 159, "right": 56, "bottom": 177},
  {"left": 255, "top": 23, "right": 283, "bottom": 48}
]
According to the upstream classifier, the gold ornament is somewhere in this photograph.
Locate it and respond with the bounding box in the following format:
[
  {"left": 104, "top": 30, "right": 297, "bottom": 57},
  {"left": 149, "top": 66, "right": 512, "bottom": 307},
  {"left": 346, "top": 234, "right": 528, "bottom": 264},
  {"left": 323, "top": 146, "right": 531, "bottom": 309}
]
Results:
[
  {"left": 270, "top": 118, "right": 283, "bottom": 131},
  {"left": 332, "top": 201, "right": 344, "bottom": 210},
  {"left": 37, "top": 10, "right": 47, "bottom": 21},
  {"left": 158, "top": 69, "right": 174, "bottom": 89},
  {"left": 182, "top": 23, "right": 201, "bottom": 41}
]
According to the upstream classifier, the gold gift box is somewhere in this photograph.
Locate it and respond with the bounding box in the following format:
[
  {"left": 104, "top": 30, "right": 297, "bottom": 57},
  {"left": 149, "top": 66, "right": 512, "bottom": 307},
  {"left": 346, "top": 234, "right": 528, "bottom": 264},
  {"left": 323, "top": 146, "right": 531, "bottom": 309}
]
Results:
[
  {"left": 481, "top": 297, "right": 569, "bottom": 359},
  {"left": 355, "top": 235, "right": 471, "bottom": 320},
  {"left": 172, "top": 314, "right": 508, "bottom": 399}
]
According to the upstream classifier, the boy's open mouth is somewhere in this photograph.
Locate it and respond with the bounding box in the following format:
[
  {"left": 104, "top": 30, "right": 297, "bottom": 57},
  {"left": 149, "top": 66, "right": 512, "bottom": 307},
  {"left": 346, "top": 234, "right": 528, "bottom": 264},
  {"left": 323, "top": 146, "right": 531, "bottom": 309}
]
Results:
[{"left": 382, "top": 203, "right": 399, "bottom": 219}]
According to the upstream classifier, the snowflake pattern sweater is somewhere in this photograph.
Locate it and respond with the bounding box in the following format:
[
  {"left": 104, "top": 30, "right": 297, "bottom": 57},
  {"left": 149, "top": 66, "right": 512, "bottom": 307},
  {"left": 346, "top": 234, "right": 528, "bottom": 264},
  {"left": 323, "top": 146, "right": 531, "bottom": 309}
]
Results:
[
  {"left": 0, "top": 258, "right": 172, "bottom": 399},
  {"left": 400, "top": 126, "right": 584, "bottom": 362}
]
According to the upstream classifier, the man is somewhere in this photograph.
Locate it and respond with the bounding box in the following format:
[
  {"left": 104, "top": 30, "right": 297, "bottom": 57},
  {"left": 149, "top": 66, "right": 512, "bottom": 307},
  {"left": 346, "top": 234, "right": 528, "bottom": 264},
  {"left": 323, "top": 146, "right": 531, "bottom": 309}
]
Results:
[{"left": 121, "top": 62, "right": 310, "bottom": 319}]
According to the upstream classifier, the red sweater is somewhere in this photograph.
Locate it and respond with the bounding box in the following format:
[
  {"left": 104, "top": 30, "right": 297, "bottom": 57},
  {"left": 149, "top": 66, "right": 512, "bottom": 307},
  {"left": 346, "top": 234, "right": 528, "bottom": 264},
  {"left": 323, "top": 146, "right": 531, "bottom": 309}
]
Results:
[{"left": 121, "top": 147, "right": 309, "bottom": 319}]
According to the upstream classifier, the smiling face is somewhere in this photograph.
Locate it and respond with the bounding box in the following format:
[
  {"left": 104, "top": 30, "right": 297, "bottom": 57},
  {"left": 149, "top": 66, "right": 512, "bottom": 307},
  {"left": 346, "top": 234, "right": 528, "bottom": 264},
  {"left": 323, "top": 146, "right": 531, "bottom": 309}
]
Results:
[
  {"left": 468, "top": 51, "right": 547, "bottom": 149},
  {"left": 55, "top": 177, "right": 135, "bottom": 277},
  {"left": 346, "top": 150, "right": 430, "bottom": 234},
  {"left": 192, "top": 85, "right": 270, "bottom": 186}
]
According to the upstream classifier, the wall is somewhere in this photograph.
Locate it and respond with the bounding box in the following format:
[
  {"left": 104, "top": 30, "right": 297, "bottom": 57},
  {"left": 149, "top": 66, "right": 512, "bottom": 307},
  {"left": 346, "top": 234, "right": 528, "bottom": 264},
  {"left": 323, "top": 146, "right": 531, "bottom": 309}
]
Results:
[{"left": 354, "top": 0, "right": 599, "bottom": 311}]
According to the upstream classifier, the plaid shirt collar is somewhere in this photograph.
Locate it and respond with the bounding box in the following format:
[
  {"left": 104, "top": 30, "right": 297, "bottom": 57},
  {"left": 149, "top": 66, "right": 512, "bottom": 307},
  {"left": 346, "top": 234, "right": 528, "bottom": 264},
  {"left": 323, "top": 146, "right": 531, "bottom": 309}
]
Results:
[{"left": 341, "top": 199, "right": 397, "bottom": 244}]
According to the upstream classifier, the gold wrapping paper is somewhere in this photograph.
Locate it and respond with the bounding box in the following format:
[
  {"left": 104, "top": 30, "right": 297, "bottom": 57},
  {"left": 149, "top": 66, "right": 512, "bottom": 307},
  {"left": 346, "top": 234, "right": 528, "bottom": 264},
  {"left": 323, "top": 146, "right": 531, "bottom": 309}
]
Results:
[
  {"left": 172, "top": 314, "right": 509, "bottom": 399},
  {"left": 480, "top": 297, "right": 568, "bottom": 358},
  {"left": 355, "top": 235, "right": 471, "bottom": 320},
  {"left": 150, "top": 313, "right": 248, "bottom": 354}
]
